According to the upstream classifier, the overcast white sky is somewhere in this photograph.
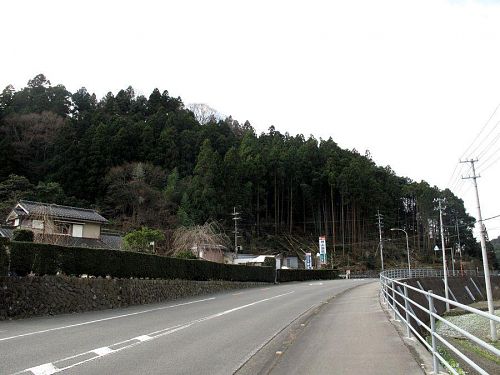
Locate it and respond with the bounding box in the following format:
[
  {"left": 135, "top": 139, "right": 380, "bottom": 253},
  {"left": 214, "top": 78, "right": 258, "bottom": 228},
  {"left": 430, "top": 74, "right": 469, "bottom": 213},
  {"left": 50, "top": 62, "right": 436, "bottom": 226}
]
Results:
[{"left": 2, "top": 0, "right": 500, "bottom": 238}]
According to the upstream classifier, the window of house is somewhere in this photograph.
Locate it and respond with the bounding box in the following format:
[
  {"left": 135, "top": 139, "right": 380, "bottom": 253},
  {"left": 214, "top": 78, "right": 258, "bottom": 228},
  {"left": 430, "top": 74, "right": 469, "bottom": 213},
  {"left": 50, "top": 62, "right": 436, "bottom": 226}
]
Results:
[
  {"left": 55, "top": 222, "right": 71, "bottom": 235},
  {"left": 72, "top": 224, "right": 83, "bottom": 238},
  {"left": 32, "top": 220, "right": 44, "bottom": 230},
  {"left": 14, "top": 218, "right": 20, "bottom": 227}
]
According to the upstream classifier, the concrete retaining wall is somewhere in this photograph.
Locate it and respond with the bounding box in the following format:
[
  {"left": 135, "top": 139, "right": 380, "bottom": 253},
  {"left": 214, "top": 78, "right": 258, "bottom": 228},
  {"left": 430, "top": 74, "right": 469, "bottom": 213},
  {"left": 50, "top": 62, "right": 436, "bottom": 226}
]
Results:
[
  {"left": 387, "top": 276, "right": 500, "bottom": 338},
  {"left": 0, "top": 275, "right": 267, "bottom": 320}
]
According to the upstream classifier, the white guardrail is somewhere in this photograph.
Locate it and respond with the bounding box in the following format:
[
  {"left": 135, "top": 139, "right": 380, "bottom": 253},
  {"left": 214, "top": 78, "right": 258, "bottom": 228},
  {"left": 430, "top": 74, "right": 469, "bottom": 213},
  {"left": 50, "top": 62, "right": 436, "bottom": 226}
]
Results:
[{"left": 380, "top": 269, "right": 499, "bottom": 375}]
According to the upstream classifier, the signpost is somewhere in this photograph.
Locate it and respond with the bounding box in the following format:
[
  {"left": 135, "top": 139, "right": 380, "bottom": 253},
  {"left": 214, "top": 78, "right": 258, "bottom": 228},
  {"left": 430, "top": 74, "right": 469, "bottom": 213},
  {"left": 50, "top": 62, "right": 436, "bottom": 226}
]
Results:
[{"left": 319, "top": 236, "right": 327, "bottom": 265}]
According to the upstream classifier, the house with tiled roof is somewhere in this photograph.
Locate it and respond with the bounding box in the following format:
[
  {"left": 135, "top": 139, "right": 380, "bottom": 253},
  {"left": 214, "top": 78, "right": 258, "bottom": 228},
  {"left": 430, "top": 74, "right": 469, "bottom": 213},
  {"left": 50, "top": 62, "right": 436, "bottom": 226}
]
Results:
[{"left": 2, "top": 200, "right": 123, "bottom": 250}]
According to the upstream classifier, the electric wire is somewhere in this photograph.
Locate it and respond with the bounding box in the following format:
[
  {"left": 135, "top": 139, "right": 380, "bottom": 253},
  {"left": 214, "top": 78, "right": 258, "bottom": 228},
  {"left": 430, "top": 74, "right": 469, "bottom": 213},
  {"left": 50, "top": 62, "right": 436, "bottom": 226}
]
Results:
[
  {"left": 477, "top": 152, "right": 500, "bottom": 174},
  {"left": 476, "top": 129, "right": 500, "bottom": 160},
  {"left": 468, "top": 120, "right": 500, "bottom": 158},
  {"left": 448, "top": 102, "right": 500, "bottom": 193},
  {"left": 460, "top": 102, "right": 500, "bottom": 160},
  {"left": 483, "top": 214, "right": 500, "bottom": 222}
]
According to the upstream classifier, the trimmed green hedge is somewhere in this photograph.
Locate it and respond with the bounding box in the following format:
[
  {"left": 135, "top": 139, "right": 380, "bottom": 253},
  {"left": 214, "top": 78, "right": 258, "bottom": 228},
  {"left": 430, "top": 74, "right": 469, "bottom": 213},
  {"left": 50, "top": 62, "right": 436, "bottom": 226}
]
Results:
[
  {"left": 263, "top": 257, "right": 277, "bottom": 269},
  {"left": 12, "top": 229, "right": 34, "bottom": 242},
  {"left": 277, "top": 269, "right": 337, "bottom": 282},
  {"left": 7, "top": 241, "right": 338, "bottom": 283},
  {"left": 0, "top": 238, "right": 9, "bottom": 276},
  {"left": 9, "top": 242, "right": 275, "bottom": 282}
]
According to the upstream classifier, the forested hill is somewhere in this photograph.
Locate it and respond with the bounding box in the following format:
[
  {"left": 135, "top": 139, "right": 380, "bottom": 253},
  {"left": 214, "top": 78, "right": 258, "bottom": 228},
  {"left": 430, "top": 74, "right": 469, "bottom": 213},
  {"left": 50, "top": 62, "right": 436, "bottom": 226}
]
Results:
[{"left": 0, "top": 75, "right": 482, "bottom": 267}]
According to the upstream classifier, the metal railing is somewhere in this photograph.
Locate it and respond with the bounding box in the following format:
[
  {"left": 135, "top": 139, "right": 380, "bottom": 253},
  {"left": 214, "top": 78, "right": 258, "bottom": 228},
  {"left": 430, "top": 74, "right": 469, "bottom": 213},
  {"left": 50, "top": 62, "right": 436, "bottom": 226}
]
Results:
[
  {"left": 382, "top": 268, "right": 499, "bottom": 279},
  {"left": 380, "top": 269, "right": 499, "bottom": 375}
]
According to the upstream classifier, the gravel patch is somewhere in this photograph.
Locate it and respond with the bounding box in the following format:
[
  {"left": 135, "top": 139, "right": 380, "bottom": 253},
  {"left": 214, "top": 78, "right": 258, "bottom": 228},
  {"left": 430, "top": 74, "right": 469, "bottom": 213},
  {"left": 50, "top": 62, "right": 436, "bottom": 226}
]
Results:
[{"left": 436, "top": 309, "right": 500, "bottom": 341}]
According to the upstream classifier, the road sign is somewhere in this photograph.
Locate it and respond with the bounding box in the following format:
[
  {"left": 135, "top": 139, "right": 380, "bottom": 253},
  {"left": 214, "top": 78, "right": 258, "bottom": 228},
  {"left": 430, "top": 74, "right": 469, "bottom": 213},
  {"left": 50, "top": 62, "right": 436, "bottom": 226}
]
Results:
[
  {"left": 305, "top": 253, "right": 312, "bottom": 270},
  {"left": 319, "top": 236, "right": 326, "bottom": 264},
  {"left": 434, "top": 245, "right": 440, "bottom": 251}
]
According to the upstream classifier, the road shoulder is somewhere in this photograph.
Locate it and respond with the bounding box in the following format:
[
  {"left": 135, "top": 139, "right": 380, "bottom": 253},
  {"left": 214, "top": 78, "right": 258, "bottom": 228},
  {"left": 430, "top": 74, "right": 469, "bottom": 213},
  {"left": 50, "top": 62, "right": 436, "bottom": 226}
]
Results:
[{"left": 237, "top": 281, "right": 426, "bottom": 375}]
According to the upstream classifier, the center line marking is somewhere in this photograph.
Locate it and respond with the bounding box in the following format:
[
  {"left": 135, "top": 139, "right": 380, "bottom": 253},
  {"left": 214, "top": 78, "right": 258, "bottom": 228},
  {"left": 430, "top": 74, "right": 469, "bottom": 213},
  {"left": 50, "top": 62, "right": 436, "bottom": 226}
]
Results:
[
  {"left": 92, "top": 347, "right": 114, "bottom": 356},
  {"left": 14, "top": 291, "right": 295, "bottom": 375},
  {"left": 134, "top": 335, "right": 152, "bottom": 342},
  {"left": 28, "top": 363, "right": 58, "bottom": 375},
  {"left": 0, "top": 297, "right": 215, "bottom": 342}
]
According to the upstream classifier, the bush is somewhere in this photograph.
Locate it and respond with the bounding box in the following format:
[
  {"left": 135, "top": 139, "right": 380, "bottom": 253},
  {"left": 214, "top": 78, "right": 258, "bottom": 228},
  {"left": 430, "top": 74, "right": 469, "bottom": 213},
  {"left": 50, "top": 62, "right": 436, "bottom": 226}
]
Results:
[
  {"left": 0, "top": 238, "right": 9, "bottom": 276},
  {"left": 174, "top": 250, "right": 198, "bottom": 259},
  {"left": 12, "top": 229, "right": 34, "bottom": 242},
  {"left": 123, "top": 227, "right": 165, "bottom": 253},
  {"left": 263, "top": 257, "right": 276, "bottom": 269},
  {"left": 277, "top": 269, "right": 337, "bottom": 282},
  {"left": 8, "top": 241, "right": 275, "bottom": 282}
]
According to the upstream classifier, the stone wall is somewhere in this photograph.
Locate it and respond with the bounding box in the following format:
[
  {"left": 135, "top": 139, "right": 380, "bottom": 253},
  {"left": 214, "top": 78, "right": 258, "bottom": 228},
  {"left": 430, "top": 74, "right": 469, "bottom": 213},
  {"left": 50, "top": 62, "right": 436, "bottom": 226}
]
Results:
[{"left": 0, "top": 275, "right": 268, "bottom": 320}]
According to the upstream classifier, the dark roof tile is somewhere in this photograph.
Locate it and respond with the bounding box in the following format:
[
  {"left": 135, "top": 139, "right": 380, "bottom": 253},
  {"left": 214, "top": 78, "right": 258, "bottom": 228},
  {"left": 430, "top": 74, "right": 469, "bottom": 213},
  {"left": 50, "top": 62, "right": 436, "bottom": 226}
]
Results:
[{"left": 18, "top": 200, "right": 108, "bottom": 224}]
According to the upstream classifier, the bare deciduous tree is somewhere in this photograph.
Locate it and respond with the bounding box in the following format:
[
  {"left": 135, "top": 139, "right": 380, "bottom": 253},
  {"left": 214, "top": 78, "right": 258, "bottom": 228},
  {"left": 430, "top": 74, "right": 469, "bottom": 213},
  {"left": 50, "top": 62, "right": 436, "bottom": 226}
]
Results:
[
  {"left": 186, "top": 103, "right": 222, "bottom": 125},
  {"left": 30, "top": 204, "right": 68, "bottom": 246},
  {"left": 172, "top": 221, "right": 230, "bottom": 257}
]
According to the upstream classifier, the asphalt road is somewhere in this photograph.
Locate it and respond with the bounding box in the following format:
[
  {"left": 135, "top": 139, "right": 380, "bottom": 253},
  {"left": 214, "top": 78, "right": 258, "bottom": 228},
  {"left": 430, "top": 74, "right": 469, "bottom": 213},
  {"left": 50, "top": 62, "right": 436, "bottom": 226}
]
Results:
[
  {"left": 264, "top": 282, "right": 425, "bottom": 375},
  {"left": 0, "top": 279, "right": 373, "bottom": 375}
]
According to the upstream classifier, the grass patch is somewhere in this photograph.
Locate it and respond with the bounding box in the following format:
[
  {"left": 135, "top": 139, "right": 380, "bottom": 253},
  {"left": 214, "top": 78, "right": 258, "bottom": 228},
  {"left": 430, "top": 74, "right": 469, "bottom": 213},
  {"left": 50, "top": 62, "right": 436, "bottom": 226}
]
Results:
[
  {"left": 454, "top": 338, "right": 500, "bottom": 365},
  {"left": 426, "top": 336, "right": 466, "bottom": 375}
]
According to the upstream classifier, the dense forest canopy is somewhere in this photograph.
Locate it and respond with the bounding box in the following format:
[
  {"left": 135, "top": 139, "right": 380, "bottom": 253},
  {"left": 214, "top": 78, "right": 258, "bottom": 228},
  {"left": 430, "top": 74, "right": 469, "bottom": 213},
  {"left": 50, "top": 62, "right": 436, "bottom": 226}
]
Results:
[{"left": 0, "top": 74, "right": 491, "bottom": 269}]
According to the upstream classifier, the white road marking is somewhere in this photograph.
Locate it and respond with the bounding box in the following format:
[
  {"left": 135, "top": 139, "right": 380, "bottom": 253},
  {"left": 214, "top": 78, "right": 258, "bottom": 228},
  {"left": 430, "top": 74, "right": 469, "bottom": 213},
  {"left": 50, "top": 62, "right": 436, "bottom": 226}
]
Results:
[
  {"left": 134, "top": 335, "right": 152, "bottom": 342},
  {"left": 92, "top": 347, "right": 114, "bottom": 356},
  {"left": 0, "top": 297, "right": 215, "bottom": 342},
  {"left": 15, "top": 291, "right": 295, "bottom": 375},
  {"left": 28, "top": 363, "right": 58, "bottom": 375},
  {"left": 232, "top": 292, "right": 243, "bottom": 295},
  {"left": 308, "top": 282, "right": 324, "bottom": 286}
]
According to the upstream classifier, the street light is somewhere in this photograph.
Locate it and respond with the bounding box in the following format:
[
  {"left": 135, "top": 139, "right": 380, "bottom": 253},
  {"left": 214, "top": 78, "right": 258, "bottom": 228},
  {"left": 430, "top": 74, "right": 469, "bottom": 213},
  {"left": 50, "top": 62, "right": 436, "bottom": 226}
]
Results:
[{"left": 391, "top": 228, "right": 411, "bottom": 277}]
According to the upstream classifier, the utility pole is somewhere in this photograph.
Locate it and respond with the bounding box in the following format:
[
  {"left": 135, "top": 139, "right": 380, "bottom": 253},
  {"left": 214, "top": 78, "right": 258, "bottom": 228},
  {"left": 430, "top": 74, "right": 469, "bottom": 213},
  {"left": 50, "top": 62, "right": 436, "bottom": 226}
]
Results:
[
  {"left": 376, "top": 210, "right": 384, "bottom": 271},
  {"left": 232, "top": 207, "right": 241, "bottom": 255},
  {"left": 450, "top": 242, "right": 455, "bottom": 276},
  {"left": 461, "top": 159, "right": 497, "bottom": 341},
  {"left": 437, "top": 198, "right": 450, "bottom": 312},
  {"left": 455, "top": 219, "right": 463, "bottom": 276}
]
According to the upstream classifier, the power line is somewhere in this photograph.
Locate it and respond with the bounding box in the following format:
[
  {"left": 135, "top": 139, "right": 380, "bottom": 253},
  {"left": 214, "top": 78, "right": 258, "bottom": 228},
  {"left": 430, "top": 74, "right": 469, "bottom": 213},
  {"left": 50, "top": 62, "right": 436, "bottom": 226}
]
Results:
[
  {"left": 446, "top": 161, "right": 461, "bottom": 188},
  {"left": 478, "top": 152, "right": 500, "bottom": 174},
  {"left": 450, "top": 163, "right": 471, "bottom": 192},
  {"left": 448, "top": 103, "right": 500, "bottom": 193},
  {"left": 460, "top": 102, "right": 500, "bottom": 160},
  {"left": 483, "top": 214, "right": 500, "bottom": 222},
  {"left": 477, "top": 127, "right": 500, "bottom": 160},
  {"left": 469, "top": 120, "right": 500, "bottom": 159}
]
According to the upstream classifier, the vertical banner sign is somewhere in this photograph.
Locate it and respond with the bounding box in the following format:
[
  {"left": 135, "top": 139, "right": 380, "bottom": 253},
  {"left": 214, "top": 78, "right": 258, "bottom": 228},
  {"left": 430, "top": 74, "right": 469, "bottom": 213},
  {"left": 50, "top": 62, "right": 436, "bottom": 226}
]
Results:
[
  {"left": 319, "top": 236, "right": 327, "bottom": 264},
  {"left": 305, "top": 253, "right": 312, "bottom": 270}
]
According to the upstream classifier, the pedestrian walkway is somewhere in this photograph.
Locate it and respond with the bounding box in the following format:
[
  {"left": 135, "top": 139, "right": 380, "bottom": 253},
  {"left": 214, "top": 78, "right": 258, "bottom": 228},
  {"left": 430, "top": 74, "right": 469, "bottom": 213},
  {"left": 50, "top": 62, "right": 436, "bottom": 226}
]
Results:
[{"left": 270, "top": 281, "right": 425, "bottom": 375}]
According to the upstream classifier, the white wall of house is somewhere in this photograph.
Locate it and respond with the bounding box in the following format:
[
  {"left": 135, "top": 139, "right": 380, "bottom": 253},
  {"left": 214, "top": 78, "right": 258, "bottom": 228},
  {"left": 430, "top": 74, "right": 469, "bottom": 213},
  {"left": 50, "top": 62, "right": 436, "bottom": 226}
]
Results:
[
  {"left": 284, "top": 257, "right": 299, "bottom": 269},
  {"left": 82, "top": 223, "right": 100, "bottom": 239},
  {"left": 21, "top": 219, "right": 101, "bottom": 239}
]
